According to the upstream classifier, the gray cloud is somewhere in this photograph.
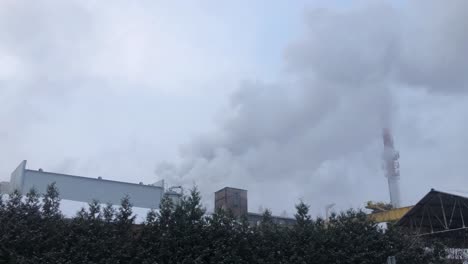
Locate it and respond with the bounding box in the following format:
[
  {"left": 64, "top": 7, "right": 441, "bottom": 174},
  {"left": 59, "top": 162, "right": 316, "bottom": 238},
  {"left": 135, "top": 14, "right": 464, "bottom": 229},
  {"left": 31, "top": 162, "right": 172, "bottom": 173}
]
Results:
[
  {"left": 2, "top": 0, "right": 468, "bottom": 217},
  {"left": 0, "top": 0, "right": 259, "bottom": 186},
  {"left": 160, "top": 0, "right": 468, "bottom": 215},
  {"left": 397, "top": 1, "right": 468, "bottom": 92}
]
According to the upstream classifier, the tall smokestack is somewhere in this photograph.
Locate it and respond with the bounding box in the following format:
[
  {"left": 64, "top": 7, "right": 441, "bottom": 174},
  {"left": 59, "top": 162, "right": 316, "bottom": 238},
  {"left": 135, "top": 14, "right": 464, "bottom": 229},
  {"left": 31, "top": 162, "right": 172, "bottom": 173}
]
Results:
[{"left": 382, "top": 128, "right": 401, "bottom": 208}]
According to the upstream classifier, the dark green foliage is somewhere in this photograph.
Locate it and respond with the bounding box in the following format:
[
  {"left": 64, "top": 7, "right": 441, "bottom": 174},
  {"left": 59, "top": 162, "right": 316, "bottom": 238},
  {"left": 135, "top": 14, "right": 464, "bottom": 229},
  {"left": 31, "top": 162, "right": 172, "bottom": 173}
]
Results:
[
  {"left": 251, "top": 209, "right": 289, "bottom": 263},
  {"left": 289, "top": 201, "right": 315, "bottom": 263},
  {"left": 204, "top": 208, "right": 245, "bottom": 263},
  {"left": 294, "top": 200, "right": 312, "bottom": 227},
  {"left": 116, "top": 195, "right": 136, "bottom": 226},
  {"left": 169, "top": 186, "right": 207, "bottom": 263},
  {"left": 113, "top": 196, "right": 137, "bottom": 263},
  {"left": 154, "top": 194, "right": 175, "bottom": 263},
  {"left": 133, "top": 209, "right": 158, "bottom": 264},
  {"left": 0, "top": 185, "right": 454, "bottom": 263},
  {"left": 103, "top": 202, "right": 115, "bottom": 223},
  {"left": 383, "top": 226, "right": 449, "bottom": 264},
  {"left": 42, "top": 183, "right": 61, "bottom": 219}
]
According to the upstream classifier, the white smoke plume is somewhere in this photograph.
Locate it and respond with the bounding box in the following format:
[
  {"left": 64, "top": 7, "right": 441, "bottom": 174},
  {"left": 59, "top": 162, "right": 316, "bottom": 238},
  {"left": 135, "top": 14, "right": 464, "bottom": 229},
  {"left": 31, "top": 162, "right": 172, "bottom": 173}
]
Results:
[
  {"left": 2, "top": 0, "right": 468, "bottom": 216},
  {"left": 158, "top": 0, "right": 468, "bottom": 215}
]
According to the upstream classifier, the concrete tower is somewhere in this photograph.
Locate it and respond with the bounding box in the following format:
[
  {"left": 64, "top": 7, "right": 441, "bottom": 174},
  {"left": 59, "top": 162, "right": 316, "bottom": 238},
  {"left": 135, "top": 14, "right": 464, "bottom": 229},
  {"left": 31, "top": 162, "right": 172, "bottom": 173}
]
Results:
[
  {"left": 382, "top": 128, "right": 401, "bottom": 208},
  {"left": 214, "top": 187, "right": 248, "bottom": 218}
]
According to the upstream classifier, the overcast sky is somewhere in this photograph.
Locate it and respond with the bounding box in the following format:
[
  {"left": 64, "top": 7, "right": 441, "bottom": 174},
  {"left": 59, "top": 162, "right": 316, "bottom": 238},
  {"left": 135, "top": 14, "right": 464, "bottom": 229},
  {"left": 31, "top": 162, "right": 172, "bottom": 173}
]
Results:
[{"left": 1, "top": 0, "right": 468, "bottom": 217}]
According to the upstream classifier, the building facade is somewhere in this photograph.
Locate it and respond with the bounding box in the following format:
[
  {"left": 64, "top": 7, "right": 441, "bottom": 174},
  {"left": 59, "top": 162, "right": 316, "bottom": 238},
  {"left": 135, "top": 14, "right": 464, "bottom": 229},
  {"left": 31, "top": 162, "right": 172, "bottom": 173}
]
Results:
[
  {"left": 215, "top": 187, "right": 248, "bottom": 218},
  {"left": 4, "top": 160, "right": 167, "bottom": 209},
  {"left": 214, "top": 187, "right": 296, "bottom": 226}
]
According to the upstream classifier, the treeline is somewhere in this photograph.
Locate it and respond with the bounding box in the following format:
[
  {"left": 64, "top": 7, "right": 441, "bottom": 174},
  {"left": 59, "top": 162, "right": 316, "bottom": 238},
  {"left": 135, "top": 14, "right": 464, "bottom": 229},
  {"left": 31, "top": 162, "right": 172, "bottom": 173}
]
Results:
[{"left": 0, "top": 184, "right": 448, "bottom": 264}]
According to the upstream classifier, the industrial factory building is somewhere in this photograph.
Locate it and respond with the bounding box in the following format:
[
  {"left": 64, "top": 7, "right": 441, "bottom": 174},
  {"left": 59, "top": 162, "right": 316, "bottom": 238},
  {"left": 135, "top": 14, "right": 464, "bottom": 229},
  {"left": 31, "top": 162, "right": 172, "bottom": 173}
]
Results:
[
  {"left": 0, "top": 128, "right": 403, "bottom": 221},
  {"left": 215, "top": 187, "right": 296, "bottom": 226},
  {"left": 0, "top": 160, "right": 178, "bottom": 209},
  {"left": 1, "top": 126, "right": 467, "bottom": 257},
  {"left": 0, "top": 161, "right": 295, "bottom": 226},
  {"left": 397, "top": 189, "right": 468, "bottom": 246},
  {"left": 365, "top": 188, "right": 468, "bottom": 250},
  {"left": 0, "top": 127, "right": 466, "bottom": 242}
]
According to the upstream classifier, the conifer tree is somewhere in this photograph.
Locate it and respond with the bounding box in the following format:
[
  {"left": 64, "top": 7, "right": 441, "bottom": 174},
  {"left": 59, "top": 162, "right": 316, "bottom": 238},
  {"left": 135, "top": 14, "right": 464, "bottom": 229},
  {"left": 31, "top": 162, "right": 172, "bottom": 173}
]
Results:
[
  {"left": 294, "top": 200, "right": 312, "bottom": 227},
  {"left": 22, "top": 189, "right": 42, "bottom": 260},
  {"left": 158, "top": 194, "right": 174, "bottom": 229},
  {"left": 289, "top": 201, "right": 314, "bottom": 263},
  {"left": 0, "top": 193, "right": 4, "bottom": 211},
  {"left": 0, "top": 189, "right": 41, "bottom": 262},
  {"left": 235, "top": 214, "right": 256, "bottom": 263},
  {"left": 133, "top": 209, "right": 159, "bottom": 263},
  {"left": 87, "top": 199, "right": 102, "bottom": 220},
  {"left": 116, "top": 195, "right": 136, "bottom": 227},
  {"left": 0, "top": 190, "right": 23, "bottom": 262},
  {"left": 66, "top": 202, "right": 99, "bottom": 263},
  {"left": 170, "top": 186, "right": 207, "bottom": 264},
  {"left": 156, "top": 194, "right": 176, "bottom": 264},
  {"left": 112, "top": 196, "right": 137, "bottom": 262},
  {"left": 103, "top": 202, "right": 115, "bottom": 223},
  {"left": 6, "top": 189, "right": 22, "bottom": 213},
  {"left": 0, "top": 193, "right": 6, "bottom": 262},
  {"left": 24, "top": 188, "right": 41, "bottom": 213},
  {"left": 252, "top": 209, "right": 287, "bottom": 264},
  {"left": 42, "top": 183, "right": 61, "bottom": 219},
  {"left": 98, "top": 202, "right": 117, "bottom": 261},
  {"left": 40, "top": 183, "right": 65, "bottom": 263},
  {"left": 0, "top": 184, "right": 454, "bottom": 263},
  {"left": 383, "top": 225, "right": 448, "bottom": 264},
  {"left": 205, "top": 208, "right": 243, "bottom": 263}
]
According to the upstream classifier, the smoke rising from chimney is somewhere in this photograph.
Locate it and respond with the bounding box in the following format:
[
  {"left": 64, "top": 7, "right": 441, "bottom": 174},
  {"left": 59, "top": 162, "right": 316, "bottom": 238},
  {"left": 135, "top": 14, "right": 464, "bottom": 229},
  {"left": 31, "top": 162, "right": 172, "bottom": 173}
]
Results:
[
  {"left": 2, "top": 0, "right": 468, "bottom": 216},
  {"left": 382, "top": 128, "right": 401, "bottom": 208},
  {"left": 157, "top": 0, "right": 468, "bottom": 214}
]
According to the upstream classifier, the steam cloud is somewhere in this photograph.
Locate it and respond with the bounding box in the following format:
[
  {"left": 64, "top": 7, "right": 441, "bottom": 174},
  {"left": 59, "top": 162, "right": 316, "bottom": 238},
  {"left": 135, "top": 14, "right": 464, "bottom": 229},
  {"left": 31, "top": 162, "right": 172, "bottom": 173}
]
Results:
[
  {"left": 158, "top": 1, "right": 468, "bottom": 214},
  {"left": 2, "top": 0, "right": 468, "bottom": 216}
]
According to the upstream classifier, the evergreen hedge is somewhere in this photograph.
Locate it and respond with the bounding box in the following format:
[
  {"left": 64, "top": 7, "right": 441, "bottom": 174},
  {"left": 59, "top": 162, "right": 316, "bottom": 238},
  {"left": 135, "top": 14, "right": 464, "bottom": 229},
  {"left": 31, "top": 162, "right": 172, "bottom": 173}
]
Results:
[{"left": 0, "top": 184, "right": 449, "bottom": 263}]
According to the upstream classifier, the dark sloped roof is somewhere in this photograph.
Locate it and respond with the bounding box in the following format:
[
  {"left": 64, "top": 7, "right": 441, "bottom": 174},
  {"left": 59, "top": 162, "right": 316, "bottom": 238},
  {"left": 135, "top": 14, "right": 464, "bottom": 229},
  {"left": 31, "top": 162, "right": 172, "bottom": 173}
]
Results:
[{"left": 397, "top": 189, "right": 468, "bottom": 235}]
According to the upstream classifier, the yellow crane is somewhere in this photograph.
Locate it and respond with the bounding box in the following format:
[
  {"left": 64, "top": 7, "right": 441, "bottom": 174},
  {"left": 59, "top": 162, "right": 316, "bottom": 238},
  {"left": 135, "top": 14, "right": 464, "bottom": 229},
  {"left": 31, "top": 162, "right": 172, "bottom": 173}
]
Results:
[{"left": 366, "top": 201, "right": 412, "bottom": 223}]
